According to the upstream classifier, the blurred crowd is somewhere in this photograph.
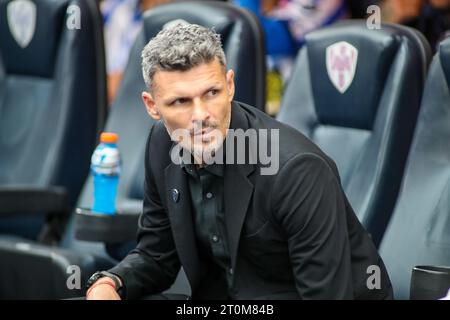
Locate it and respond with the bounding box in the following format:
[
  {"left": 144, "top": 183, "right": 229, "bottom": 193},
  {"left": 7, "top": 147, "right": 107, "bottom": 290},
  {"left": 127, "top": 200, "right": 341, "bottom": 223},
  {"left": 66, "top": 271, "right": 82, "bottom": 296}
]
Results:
[
  {"left": 101, "top": 0, "right": 171, "bottom": 103},
  {"left": 100, "top": 0, "right": 450, "bottom": 113}
]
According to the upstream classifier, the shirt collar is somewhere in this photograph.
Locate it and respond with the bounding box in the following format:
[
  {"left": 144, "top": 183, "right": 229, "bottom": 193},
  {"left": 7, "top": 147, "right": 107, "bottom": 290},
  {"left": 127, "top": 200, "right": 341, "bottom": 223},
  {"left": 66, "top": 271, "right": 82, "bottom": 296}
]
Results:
[{"left": 181, "top": 153, "right": 224, "bottom": 178}]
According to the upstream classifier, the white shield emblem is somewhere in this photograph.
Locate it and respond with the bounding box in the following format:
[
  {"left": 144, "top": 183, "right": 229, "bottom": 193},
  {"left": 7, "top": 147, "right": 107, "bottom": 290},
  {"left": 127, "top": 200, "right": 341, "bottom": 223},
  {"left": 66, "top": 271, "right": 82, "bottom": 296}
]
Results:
[
  {"left": 326, "top": 41, "right": 358, "bottom": 94},
  {"left": 7, "top": 0, "right": 36, "bottom": 48}
]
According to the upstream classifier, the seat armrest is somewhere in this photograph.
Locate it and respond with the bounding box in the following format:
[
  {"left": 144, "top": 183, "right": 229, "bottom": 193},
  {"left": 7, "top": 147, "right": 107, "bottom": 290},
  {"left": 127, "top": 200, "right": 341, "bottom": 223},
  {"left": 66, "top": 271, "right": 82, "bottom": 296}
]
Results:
[
  {"left": 74, "top": 208, "right": 139, "bottom": 243},
  {"left": 0, "top": 186, "right": 69, "bottom": 215},
  {"left": 410, "top": 265, "right": 450, "bottom": 300}
]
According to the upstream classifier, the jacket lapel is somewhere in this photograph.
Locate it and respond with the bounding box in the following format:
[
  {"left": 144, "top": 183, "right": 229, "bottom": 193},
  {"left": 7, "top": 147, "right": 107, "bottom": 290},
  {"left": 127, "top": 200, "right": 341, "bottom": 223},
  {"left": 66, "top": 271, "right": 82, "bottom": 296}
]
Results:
[
  {"left": 165, "top": 162, "right": 205, "bottom": 292},
  {"left": 224, "top": 162, "right": 254, "bottom": 272},
  {"left": 224, "top": 102, "right": 255, "bottom": 271}
]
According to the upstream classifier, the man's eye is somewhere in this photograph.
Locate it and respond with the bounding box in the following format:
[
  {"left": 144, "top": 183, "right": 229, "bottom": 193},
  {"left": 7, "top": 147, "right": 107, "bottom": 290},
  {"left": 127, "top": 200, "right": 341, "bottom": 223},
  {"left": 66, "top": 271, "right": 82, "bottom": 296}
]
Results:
[
  {"left": 207, "top": 89, "right": 218, "bottom": 97},
  {"left": 173, "top": 98, "right": 188, "bottom": 105}
]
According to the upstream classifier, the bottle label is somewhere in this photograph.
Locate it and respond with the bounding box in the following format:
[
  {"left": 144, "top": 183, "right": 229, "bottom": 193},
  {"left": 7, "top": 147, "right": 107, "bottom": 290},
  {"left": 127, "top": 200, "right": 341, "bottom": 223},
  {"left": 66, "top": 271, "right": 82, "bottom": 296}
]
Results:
[{"left": 91, "top": 144, "right": 121, "bottom": 176}]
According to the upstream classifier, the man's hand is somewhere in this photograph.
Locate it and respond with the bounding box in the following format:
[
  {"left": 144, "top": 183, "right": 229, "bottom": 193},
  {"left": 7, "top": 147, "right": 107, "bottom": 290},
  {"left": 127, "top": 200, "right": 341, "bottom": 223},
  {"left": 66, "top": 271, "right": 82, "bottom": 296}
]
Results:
[{"left": 86, "top": 278, "right": 121, "bottom": 300}]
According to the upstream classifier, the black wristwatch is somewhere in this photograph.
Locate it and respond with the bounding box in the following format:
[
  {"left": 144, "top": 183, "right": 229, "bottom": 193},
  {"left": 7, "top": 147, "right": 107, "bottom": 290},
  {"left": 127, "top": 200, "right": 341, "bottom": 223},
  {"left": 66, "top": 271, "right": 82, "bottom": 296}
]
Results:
[{"left": 86, "top": 271, "right": 124, "bottom": 296}]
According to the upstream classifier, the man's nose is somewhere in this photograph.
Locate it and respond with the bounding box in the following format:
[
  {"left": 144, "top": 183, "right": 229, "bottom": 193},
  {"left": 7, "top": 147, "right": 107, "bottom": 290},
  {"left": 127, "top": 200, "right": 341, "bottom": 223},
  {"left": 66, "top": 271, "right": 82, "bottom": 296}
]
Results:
[{"left": 192, "top": 99, "right": 209, "bottom": 122}]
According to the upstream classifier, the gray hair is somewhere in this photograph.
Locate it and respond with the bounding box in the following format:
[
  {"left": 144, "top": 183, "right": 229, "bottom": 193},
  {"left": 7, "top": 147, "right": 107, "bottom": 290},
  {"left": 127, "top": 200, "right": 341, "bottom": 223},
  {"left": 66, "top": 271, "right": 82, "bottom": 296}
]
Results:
[{"left": 141, "top": 23, "right": 227, "bottom": 91}]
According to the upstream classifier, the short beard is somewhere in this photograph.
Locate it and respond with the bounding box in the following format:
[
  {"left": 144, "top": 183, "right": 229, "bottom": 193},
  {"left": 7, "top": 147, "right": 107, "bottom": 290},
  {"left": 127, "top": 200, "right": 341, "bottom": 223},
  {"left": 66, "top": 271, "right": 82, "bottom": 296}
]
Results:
[{"left": 166, "top": 109, "right": 231, "bottom": 166}]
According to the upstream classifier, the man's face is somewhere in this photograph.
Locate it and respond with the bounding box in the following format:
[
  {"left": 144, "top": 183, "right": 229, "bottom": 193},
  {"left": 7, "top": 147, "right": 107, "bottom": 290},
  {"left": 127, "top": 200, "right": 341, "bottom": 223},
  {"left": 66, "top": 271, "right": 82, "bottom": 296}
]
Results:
[{"left": 142, "top": 59, "right": 235, "bottom": 164}]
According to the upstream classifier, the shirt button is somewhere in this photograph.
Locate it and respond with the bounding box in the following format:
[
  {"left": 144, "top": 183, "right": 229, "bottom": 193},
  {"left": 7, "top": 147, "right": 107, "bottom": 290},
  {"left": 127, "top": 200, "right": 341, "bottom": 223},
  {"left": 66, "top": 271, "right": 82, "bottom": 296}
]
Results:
[
  {"left": 206, "top": 192, "right": 213, "bottom": 199},
  {"left": 229, "top": 268, "right": 234, "bottom": 275},
  {"left": 212, "top": 235, "right": 219, "bottom": 243}
]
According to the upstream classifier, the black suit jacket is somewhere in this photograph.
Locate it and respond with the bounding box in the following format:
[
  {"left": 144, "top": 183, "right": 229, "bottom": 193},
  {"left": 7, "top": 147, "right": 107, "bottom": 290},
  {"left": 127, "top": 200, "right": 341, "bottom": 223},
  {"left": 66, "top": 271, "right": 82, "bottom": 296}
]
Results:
[{"left": 110, "top": 101, "right": 393, "bottom": 300}]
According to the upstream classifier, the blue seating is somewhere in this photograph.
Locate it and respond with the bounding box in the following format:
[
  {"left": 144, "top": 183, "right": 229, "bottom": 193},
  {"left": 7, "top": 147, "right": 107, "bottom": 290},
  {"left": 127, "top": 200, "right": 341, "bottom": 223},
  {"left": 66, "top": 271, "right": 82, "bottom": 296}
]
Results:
[
  {"left": 277, "top": 21, "right": 431, "bottom": 246},
  {"left": 0, "top": 0, "right": 106, "bottom": 242},
  {"left": 380, "top": 37, "right": 450, "bottom": 299}
]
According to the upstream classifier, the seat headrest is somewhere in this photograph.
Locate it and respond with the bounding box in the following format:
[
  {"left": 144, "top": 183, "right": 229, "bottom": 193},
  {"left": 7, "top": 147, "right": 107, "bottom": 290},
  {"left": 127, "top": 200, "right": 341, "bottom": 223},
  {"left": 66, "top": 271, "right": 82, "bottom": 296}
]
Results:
[
  {"left": 142, "top": 2, "right": 245, "bottom": 55},
  {"left": 305, "top": 22, "right": 401, "bottom": 130},
  {"left": 0, "top": 0, "right": 69, "bottom": 78},
  {"left": 138, "top": 1, "right": 266, "bottom": 108}
]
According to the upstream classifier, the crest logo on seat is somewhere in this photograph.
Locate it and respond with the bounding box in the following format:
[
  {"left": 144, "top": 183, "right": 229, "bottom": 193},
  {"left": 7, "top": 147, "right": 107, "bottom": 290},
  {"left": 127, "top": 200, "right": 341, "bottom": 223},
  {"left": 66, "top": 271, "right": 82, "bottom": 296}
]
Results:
[
  {"left": 326, "top": 41, "right": 358, "bottom": 94},
  {"left": 7, "top": 0, "right": 36, "bottom": 48}
]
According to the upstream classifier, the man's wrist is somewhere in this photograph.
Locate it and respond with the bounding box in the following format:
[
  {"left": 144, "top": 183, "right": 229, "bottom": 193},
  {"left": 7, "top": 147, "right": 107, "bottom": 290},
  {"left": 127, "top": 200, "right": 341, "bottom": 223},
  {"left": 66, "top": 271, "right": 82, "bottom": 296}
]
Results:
[
  {"left": 86, "top": 271, "right": 124, "bottom": 296},
  {"left": 86, "top": 278, "right": 116, "bottom": 297},
  {"left": 93, "top": 277, "right": 116, "bottom": 288}
]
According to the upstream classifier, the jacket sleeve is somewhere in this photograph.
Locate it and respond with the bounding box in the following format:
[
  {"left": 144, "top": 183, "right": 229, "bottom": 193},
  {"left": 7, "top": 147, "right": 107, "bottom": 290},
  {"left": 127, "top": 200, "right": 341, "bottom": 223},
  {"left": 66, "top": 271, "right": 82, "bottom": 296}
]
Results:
[
  {"left": 108, "top": 127, "right": 181, "bottom": 300},
  {"left": 271, "top": 153, "right": 354, "bottom": 299}
]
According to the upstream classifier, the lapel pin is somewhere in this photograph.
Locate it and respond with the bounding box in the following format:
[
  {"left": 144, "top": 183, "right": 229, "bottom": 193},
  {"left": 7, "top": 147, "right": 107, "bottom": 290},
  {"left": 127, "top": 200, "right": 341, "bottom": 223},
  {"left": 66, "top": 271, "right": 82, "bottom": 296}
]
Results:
[{"left": 171, "top": 188, "right": 180, "bottom": 203}]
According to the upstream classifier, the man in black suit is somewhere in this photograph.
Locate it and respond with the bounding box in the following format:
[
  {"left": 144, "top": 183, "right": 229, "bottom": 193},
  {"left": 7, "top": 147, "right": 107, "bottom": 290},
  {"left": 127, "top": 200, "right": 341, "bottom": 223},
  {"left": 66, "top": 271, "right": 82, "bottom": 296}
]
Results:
[{"left": 86, "top": 23, "right": 393, "bottom": 300}]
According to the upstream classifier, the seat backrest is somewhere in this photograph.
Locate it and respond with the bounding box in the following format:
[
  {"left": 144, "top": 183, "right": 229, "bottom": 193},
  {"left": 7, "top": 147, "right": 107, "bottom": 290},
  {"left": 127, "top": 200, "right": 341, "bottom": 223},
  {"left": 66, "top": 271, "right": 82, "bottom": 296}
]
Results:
[
  {"left": 277, "top": 21, "right": 431, "bottom": 246},
  {"left": 0, "top": 0, "right": 106, "bottom": 238},
  {"left": 379, "top": 37, "right": 450, "bottom": 299}
]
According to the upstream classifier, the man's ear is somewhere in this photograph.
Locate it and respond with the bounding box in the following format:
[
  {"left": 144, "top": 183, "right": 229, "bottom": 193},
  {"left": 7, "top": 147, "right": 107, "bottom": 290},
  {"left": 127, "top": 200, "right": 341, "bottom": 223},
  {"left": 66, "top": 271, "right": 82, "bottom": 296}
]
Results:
[
  {"left": 226, "top": 69, "right": 235, "bottom": 103},
  {"left": 142, "top": 91, "right": 161, "bottom": 120}
]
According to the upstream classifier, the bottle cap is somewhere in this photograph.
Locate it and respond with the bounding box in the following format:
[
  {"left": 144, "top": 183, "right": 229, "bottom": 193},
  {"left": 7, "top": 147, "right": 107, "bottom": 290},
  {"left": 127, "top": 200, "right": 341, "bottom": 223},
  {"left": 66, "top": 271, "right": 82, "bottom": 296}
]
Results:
[{"left": 100, "top": 132, "right": 119, "bottom": 144}]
